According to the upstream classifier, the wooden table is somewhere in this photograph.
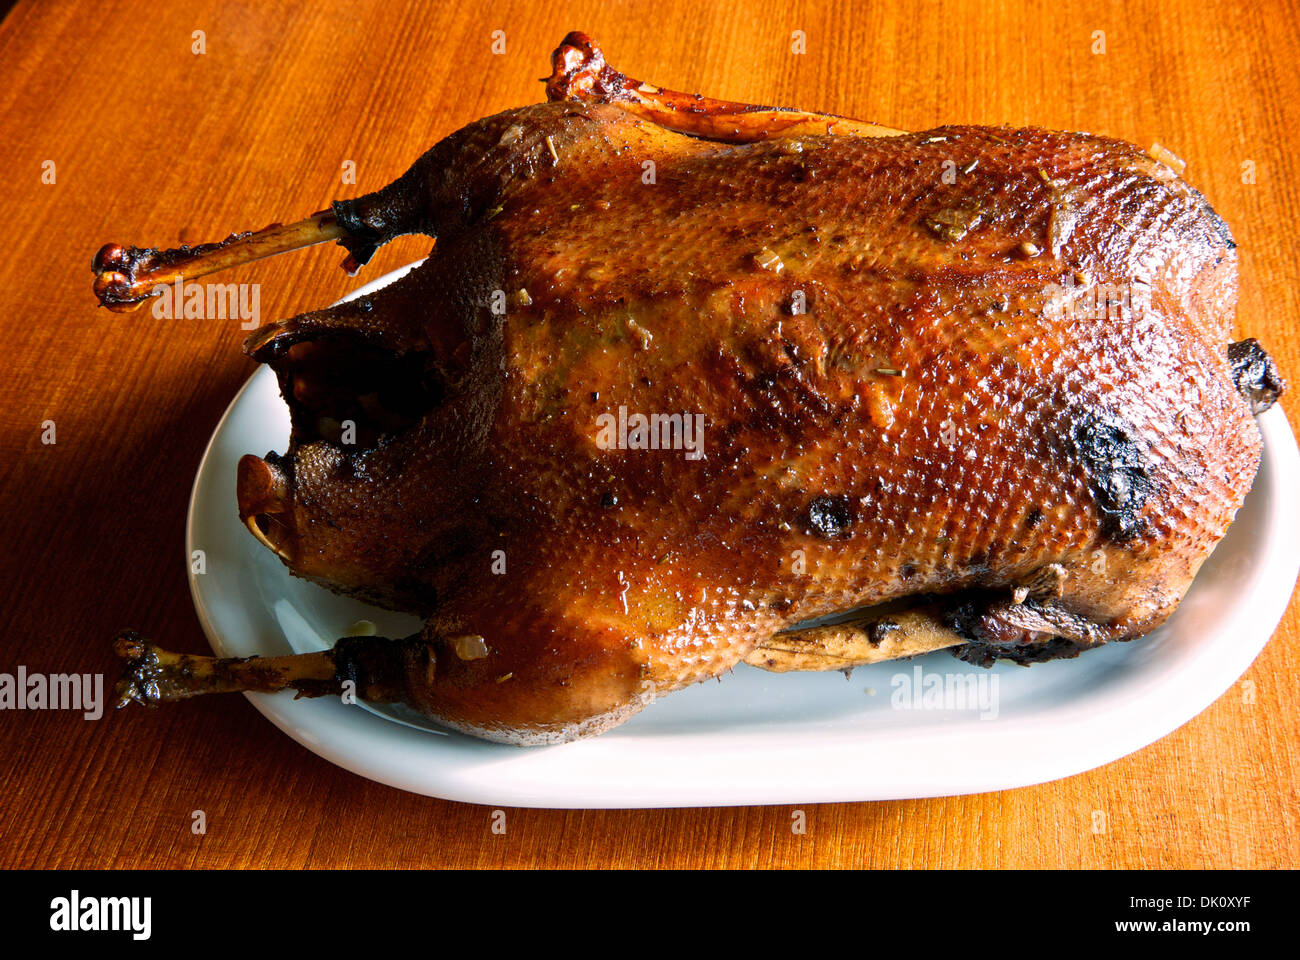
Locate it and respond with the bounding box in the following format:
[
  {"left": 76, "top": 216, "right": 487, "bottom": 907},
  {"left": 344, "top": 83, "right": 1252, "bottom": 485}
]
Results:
[{"left": 2, "top": 0, "right": 1296, "bottom": 869}]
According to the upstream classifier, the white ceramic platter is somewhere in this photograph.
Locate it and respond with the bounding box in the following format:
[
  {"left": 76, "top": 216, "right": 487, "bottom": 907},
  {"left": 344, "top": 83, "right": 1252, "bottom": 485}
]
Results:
[{"left": 186, "top": 263, "right": 1300, "bottom": 808}]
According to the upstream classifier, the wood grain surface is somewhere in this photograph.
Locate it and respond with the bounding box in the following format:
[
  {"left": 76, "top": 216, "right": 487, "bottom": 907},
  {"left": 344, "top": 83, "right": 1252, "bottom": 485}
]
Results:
[{"left": 1, "top": 0, "right": 1297, "bottom": 869}]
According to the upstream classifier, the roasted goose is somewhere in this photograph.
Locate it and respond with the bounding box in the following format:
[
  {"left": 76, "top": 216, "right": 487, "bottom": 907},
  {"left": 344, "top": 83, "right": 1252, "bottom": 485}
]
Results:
[{"left": 97, "top": 33, "right": 1284, "bottom": 744}]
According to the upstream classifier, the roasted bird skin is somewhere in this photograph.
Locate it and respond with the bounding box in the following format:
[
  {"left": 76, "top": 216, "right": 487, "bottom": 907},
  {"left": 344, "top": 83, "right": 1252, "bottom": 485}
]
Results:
[{"left": 101, "top": 33, "right": 1284, "bottom": 744}]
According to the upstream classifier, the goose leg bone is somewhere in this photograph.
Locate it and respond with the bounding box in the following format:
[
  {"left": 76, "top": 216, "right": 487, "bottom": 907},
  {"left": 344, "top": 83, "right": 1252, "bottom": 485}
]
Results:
[{"left": 546, "top": 30, "right": 905, "bottom": 142}]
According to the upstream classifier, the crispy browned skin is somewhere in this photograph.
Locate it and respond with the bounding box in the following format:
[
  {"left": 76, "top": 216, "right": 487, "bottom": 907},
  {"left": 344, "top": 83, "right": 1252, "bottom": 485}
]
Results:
[{"left": 102, "top": 33, "right": 1283, "bottom": 744}]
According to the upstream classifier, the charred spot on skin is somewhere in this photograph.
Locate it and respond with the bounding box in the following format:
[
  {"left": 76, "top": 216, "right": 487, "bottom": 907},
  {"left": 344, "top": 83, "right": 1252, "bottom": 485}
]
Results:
[
  {"left": 1070, "top": 412, "right": 1155, "bottom": 543},
  {"left": 805, "top": 494, "right": 854, "bottom": 538},
  {"left": 599, "top": 491, "right": 618, "bottom": 508},
  {"left": 1024, "top": 507, "right": 1044, "bottom": 529},
  {"left": 1188, "top": 184, "right": 1237, "bottom": 251},
  {"left": 262, "top": 449, "right": 294, "bottom": 481},
  {"left": 867, "top": 619, "right": 899, "bottom": 646},
  {"left": 943, "top": 598, "right": 992, "bottom": 644},
  {"left": 330, "top": 635, "right": 425, "bottom": 703},
  {"left": 330, "top": 198, "right": 385, "bottom": 270},
  {"left": 335, "top": 454, "right": 371, "bottom": 482},
  {"left": 955, "top": 635, "right": 1091, "bottom": 667},
  {"left": 1227, "top": 338, "right": 1286, "bottom": 415},
  {"left": 943, "top": 593, "right": 1101, "bottom": 666}
]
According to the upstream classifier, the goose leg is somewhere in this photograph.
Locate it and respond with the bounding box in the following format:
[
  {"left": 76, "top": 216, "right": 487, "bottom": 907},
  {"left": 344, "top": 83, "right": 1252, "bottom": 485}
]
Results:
[
  {"left": 94, "top": 29, "right": 894, "bottom": 315},
  {"left": 546, "top": 31, "right": 905, "bottom": 142},
  {"left": 745, "top": 606, "right": 964, "bottom": 672},
  {"left": 92, "top": 211, "right": 352, "bottom": 312},
  {"left": 747, "top": 581, "right": 1108, "bottom": 673},
  {"left": 112, "top": 630, "right": 428, "bottom": 707}
]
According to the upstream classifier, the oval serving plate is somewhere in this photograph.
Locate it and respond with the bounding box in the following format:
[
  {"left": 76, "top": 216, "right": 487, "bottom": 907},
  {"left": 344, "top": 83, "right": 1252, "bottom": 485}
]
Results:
[{"left": 186, "top": 262, "right": 1300, "bottom": 808}]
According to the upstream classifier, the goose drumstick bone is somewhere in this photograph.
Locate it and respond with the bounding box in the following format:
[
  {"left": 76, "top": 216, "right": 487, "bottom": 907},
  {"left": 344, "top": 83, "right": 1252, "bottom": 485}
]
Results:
[
  {"left": 112, "top": 608, "right": 970, "bottom": 713},
  {"left": 92, "top": 211, "right": 353, "bottom": 313}
]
